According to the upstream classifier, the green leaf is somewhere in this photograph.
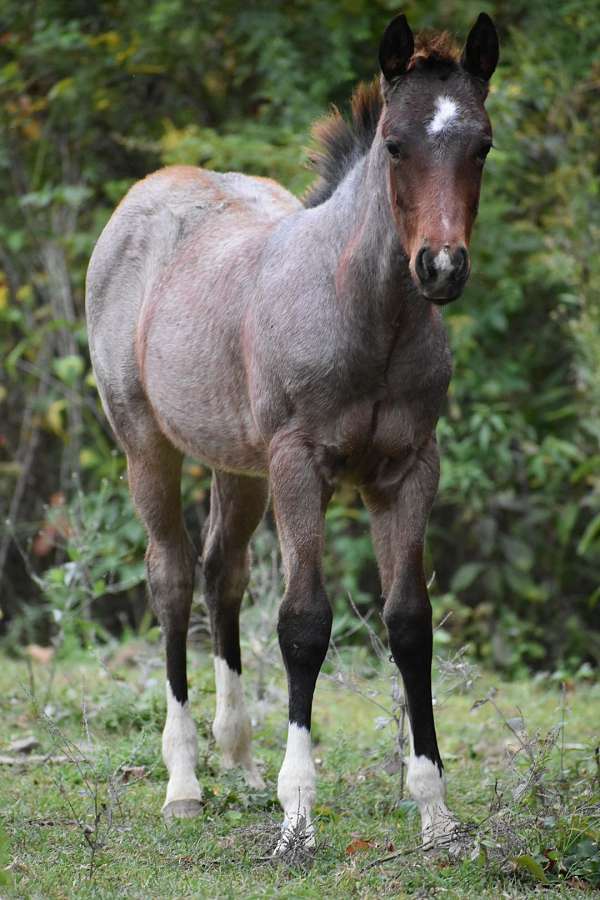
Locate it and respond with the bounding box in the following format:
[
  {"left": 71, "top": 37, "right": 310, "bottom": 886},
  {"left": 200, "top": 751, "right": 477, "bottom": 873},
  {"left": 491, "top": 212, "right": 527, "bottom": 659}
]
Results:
[
  {"left": 512, "top": 854, "right": 548, "bottom": 883},
  {"left": 578, "top": 513, "right": 600, "bottom": 556},
  {"left": 53, "top": 354, "right": 85, "bottom": 386},
  {"left": 451, "top": 562, "right": 484, "bottom": 593},
  {"left": 557, "top": 503, "right": 578, "bottom": 546},
  {"left": 501, "top": 536, "right": 534, "bottom": 572},
  {"left": 46, "top": 566, "right": 66, "bottom": 585}
]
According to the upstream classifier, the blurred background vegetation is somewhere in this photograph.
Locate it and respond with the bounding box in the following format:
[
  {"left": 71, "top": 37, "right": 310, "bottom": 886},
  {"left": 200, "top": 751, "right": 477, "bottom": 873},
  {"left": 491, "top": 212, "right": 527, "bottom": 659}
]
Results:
[{"left": 0, "top": 0, "right": 599, "bottom": 675}]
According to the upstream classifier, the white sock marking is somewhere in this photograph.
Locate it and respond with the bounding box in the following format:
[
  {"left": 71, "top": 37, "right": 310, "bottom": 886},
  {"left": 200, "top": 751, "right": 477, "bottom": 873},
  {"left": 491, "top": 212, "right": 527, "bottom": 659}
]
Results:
[
  {"left": 407, "top": 754, "right": 457, "bottom": 849},
  {"left": 427, "top": 96, "right": 460, "bottom": 136},
  {"left": 213, "top": 657, "right": 264, "bottom": 788},
  {"left": 276, "top": 723, "right": 316, "bottom": 850},
  {"left": 162, "top": 682, "right": 202, "bottom": 807}
]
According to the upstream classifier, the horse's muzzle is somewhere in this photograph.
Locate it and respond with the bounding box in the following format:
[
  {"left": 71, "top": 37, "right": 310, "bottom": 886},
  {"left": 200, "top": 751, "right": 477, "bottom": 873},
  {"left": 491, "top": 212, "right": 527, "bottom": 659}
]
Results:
[{"left": 414, "top": 244, "right": 470, "bottom": 304}]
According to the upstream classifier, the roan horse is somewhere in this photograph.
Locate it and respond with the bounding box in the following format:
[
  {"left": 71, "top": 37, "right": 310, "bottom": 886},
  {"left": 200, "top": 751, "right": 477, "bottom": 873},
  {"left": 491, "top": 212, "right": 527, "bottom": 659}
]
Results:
[{"left": 86, "top": 12, "right": 499, "bottom": 852}]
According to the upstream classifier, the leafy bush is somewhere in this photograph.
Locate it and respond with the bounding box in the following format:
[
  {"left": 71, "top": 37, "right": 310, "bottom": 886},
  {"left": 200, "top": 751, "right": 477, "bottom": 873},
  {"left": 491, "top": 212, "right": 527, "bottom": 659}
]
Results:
[{"left": 0, "top": 0, "right": 598, "bottom": 672}]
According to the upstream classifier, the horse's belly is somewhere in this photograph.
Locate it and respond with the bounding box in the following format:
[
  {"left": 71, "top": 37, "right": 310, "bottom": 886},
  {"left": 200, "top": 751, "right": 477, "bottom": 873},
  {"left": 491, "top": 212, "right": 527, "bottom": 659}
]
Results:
[
  {"left": 144, "top": 367, "right": 267, "bottom": 474},
  {"left": 140, "top": 295, "right": 267, "bottom": 474}
]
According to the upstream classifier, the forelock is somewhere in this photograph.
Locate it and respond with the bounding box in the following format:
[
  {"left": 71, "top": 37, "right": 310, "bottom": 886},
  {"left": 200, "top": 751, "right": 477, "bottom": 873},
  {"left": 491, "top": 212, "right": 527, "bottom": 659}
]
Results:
[{"left": 407, "top": 30, "right": 461, "bottom": 71}]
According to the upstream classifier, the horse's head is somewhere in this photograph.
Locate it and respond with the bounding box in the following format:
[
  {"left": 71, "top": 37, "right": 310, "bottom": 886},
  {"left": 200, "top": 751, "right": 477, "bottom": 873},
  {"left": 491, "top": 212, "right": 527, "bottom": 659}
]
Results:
[{"left": 379, "top": 13, "right": 498, "bottom": 304}]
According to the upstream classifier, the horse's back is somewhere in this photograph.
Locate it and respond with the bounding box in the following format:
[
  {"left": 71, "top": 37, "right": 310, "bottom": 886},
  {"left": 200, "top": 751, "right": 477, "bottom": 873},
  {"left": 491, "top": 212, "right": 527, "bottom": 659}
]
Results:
[
  {"left": 87, "top": 165, "right": 298, "bottom": 332},
  {"left": 86, "top": 166, "right": 299, "bottom": 461}
]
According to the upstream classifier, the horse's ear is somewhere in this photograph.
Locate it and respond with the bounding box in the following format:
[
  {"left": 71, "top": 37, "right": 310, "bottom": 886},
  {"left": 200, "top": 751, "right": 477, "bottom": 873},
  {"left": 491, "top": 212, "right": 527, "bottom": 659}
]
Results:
[
  {"left": 379, "top": 14, "right": 415, "bottom": 86},
  {"left": 461, "top": 13, "right": 499, "bottom": 82}
]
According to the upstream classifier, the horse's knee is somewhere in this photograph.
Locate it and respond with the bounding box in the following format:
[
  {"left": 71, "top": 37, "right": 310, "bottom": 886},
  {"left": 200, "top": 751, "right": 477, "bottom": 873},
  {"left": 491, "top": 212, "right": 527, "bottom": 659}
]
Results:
[
  {"left": 278, "top": 575, "right": 332, "bottom": 678},
  {"left": 382, "top": 579, "right": 432, "bottom": 663}
]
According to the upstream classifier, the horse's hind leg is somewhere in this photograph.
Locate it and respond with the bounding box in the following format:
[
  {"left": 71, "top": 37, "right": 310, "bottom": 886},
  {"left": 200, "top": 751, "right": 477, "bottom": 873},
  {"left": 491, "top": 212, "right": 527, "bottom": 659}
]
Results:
[
  {"left": 203, "top": 472, "right": 268, "bottom": 788},
  {"left": 127, "top": 443, "right": 202, "bottom": 819}
]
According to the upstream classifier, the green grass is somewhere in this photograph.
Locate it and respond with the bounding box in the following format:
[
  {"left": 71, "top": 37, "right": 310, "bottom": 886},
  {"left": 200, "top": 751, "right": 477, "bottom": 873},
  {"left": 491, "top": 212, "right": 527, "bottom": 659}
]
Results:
[{"left": 0, "top": 643, "right": 598, "bottom": 899}]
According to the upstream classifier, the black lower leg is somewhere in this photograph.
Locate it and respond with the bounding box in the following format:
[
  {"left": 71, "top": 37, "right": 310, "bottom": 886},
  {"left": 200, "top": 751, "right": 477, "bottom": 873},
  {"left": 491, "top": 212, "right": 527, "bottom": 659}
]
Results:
[
  {"left": 165, "top": 628, "right": 190, "bottom": 704},
  {"left": 203, "top": 548, "right": 246, "bottom": 675},
  {"left": 278, "top": 574, "right": 332, "bottom": 729},
  {"left": 384, "top": 590, "right": 442, "bottom": 772},
  {"left": 210, "top": 605, "right": 242, "bottom": 674},
  {"left": 147, "top": 537, "right": 195, "bottom": 705}
]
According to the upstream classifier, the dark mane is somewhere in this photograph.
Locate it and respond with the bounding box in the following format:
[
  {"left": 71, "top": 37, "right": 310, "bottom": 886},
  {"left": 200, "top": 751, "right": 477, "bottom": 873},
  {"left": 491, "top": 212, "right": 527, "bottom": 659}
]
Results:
[
  {"left": 303, "top": 79, "right": 382, "bottom": 209},
  {"left": 303, "top": 31, "right": 460, "bottom": 209}
]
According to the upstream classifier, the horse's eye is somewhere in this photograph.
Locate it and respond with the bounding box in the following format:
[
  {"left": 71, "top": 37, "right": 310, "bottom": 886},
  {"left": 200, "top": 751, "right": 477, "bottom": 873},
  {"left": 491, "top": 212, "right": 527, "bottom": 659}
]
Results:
[
  {"left": 475, "top": 142, "right": 492, "bottom": 165},
  {"left": 384, "top": 139, "right": 406, "bottom": 160}
]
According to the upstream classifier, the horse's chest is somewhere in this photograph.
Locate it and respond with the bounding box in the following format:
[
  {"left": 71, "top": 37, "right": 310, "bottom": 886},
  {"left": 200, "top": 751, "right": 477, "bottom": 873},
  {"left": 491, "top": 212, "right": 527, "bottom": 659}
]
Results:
[
  {"left": 326, "top": 348, "right": 452, "bottom": 483},
  {"left": 337, "top": 390, "right": 439, "bottom": 459}
]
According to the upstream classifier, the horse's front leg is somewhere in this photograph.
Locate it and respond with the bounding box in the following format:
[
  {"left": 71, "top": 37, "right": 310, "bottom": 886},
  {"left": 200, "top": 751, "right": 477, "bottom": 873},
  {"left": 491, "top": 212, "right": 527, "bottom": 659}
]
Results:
[
  {"left": 362, "top": 438, "right": 457, "bottom": 850},
  {"left": 269, "top": 434, "right": 333, "bottom": 852}
]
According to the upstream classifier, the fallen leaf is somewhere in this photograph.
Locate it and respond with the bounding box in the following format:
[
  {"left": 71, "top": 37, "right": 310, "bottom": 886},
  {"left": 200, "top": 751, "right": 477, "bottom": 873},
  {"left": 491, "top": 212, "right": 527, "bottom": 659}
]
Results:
[
  {"left": 567, "top": 877, "right": 590, "bottom": 890},
  {"left": 25, "top": 645, "right": 54, "bottom": 665},
  {"left": 345, "top": 838, "right": 374, "bottom": 855},
  {"left": 6, "top": 860, "right": 29, "bottom": 875},
  {"left": 120, "top": 766, "right": 147, "bottom": 783}
]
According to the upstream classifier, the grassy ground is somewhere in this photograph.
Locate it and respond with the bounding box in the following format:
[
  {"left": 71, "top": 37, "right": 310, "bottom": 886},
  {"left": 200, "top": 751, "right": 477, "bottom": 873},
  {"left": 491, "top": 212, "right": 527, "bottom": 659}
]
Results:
[{"left": 0, "top": 640, "right": 598, "bottom": 899}]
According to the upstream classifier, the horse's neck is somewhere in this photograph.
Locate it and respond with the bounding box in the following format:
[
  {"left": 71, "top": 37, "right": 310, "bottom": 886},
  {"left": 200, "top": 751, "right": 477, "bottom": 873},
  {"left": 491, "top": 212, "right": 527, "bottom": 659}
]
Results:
[{"left": 311, "top": 138, "right": 427, "bottom": 334}]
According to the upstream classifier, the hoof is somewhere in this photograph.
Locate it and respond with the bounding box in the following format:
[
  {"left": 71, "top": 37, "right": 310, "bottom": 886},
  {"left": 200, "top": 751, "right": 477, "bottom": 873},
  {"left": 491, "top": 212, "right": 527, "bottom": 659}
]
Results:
[
  {"left": 422, "top": 814, "right": 464, "bottom": 857},
  {"left": 273, "top": 815, "right": 316, "bottom": 858},
  {"left": 162, "top": 798, "right": 203, "bottom": 820}
]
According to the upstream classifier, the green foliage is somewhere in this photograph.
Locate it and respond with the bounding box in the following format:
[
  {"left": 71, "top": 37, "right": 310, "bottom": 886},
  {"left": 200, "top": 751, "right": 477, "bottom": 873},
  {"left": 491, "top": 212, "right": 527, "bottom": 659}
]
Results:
[
  {"left": 4, "top": 482, "right": 145, "bottom": 654},
  {"left": 0, "top": 0, "right": 599, "bottom": 671},
  {"left": 428, "top": 0, "right": 600, "bottom": 669}
]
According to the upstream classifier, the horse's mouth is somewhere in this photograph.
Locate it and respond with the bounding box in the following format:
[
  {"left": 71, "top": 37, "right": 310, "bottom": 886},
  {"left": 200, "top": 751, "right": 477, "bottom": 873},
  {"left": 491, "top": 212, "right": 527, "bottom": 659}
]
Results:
[
  {"left": 423, "top": 290, "right": 463, "bottom": 306},
  {"left": 418, "top": 283, "right": 465, "bottom": 305}
]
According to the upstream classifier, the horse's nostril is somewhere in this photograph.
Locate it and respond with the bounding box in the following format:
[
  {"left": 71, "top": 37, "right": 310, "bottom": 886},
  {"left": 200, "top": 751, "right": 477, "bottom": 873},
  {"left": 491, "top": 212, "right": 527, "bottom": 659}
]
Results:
[
  {"left": 454, "top": 246, "right": 469, "bottom": 278},
  {"left": 415, "top": 246, "right": 434, "bottom": 283}
]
